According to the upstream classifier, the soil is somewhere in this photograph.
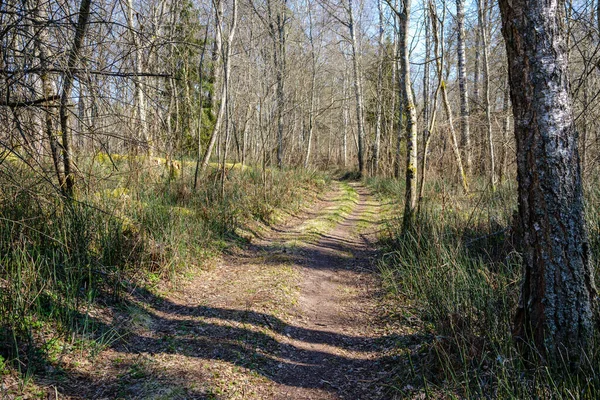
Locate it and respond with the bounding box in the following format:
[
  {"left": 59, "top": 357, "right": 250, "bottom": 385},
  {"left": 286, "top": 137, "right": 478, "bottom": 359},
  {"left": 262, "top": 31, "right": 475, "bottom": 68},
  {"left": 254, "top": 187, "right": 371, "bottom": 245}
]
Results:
[{"left": 8, "top": 181, "right": 403, "bottom": 399}]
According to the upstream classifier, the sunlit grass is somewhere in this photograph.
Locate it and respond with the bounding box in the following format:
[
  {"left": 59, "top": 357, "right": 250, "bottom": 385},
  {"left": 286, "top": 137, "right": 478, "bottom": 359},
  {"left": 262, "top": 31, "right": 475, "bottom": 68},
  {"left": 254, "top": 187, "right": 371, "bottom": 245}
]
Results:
[
  {"left": 367, "top": 175, "right": 600, "bottom": 398},
  {"left": 0, "top": 155, "right": 328, "bottom": 382}
]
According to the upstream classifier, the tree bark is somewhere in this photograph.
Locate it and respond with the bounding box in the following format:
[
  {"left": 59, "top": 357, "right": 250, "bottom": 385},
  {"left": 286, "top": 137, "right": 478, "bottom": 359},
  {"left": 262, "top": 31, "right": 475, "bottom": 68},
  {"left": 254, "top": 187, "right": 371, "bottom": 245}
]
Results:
[
  {"left": 125, "top": 0, "right": 149, "bottom": 153},
  {"left": 32, "top": 0, "right": 64, "bottom": 190},
  {"left": 268, "top": 0, "right": 287, "bottom": 169},
  {"left": 304, "top": 5, "right": 317, "bottom": 169},
  {"left": 499, "top": 0, "right": 597, "bottom": 365},
  {"left": 342, "top": 69, "right": 349, "bottom": 168},
  {"left": 499, "top": 76, "right": 510, "bottom": 182},
  {"left": 479, "top": 0, "right": 495, "bottom": 191},
  {"left": 418, "top": 0, "right": 438, "bottom": 208},
  {"left": 348, "top": 0, "right": 366, "bottom": 176},
  {"left": 372, "top": 0, "right": 384, "bottom": 175},
  {"left": 431, "top": 1, "right": 468, "bottom": 193},
  {"left": 201, "top": 0, "right": 237, "bottom": 174},
  {"left": 398, "top": 0, "right": 417, "bottom": 230},
  {"left": 456, "top": 0, "right": 471, "bottom": 174},
  {"left": 193, "top": 19, "right": 211, "bottom": 190}
]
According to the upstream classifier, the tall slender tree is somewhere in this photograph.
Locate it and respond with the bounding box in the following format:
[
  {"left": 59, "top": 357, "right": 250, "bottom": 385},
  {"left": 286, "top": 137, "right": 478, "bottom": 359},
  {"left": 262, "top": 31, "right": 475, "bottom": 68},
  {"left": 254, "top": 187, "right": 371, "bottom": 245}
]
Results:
[
  {"left": 59, "top": 0, "right": 92, "bottom": 196},
  {"left": 347, "top": 0, "right": 366, "bottom": 176},
  {"left": 456, "top": 0, "right": 471, "bottom": 174},
  {"left": 371, "top": 0, "right": 384, "bottom": 175},
  {"left": 395, "top": 0, "right": 417, "bottom": 229},
  {"left": 479, "top": 0, "right": 495, "bottom": 191}
]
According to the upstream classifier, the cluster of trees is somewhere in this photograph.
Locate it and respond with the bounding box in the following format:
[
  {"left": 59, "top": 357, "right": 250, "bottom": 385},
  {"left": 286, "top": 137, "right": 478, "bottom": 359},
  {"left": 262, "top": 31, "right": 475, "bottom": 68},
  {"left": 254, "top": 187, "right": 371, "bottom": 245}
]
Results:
[{"left": 0, "top": 0, "right": 597, "bottom": 367}]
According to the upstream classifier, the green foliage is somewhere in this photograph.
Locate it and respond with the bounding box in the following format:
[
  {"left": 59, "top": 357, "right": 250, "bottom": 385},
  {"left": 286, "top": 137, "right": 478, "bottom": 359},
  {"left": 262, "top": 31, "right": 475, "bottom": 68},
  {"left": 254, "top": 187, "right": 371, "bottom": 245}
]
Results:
[
  {"left": 369, "top": 177, "right": 600, "bottom": 398},
  {"left": 365, "top": 176, "right": 405, "bottom": 197},
  {"left": 0, "top": 157, "right": 326, "bottom": 378},
  {"left": 0, "top": 355, "right": 8, "bottom": 375},
  {"left": 157, "top": 0, "right": 218, "bottom": 155}
]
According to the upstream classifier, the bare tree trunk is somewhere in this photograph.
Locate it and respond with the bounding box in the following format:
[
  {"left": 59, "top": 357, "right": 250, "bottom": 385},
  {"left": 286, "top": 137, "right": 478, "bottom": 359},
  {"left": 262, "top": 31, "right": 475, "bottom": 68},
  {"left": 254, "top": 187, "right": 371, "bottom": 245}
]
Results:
[
  {"left": 304, "top": 5, "right": 317, "bottom": 169},
  {"left": 499, "top": 0, "right": 596, "bottom": 365},
  {"left": 372, "top": 0, "right": 384, "bottom": 175},
  {"left": 418, "top": 0, "right": 439, "bottom": 208},
  {"left": 268, "top": 0, "right": 287, "bottom": 169},
  {"left": 125, "top": 0, "right": 149, "bottom": 153},
  {"left": 275, "top": 35, "right": 285, "bottom": 169},
  {"left": 59, "top": 0, "right": 92, "bottom": 197},
  {"left": 210, "top": 0, "right": 224, "bottom": 112},
  {"left": 499, "top": 76, "right": 510, "bottom": 182},
  {"left": 342, "top": 70, "right": 349, "bottom": 168},
  {"left": 393, "top": 10, "right": 402, "bottom": 180},
  {"left": 479, "top": 0, "right": 495, "bottom": 191},
  {"left": 194, "top": 19, "right": 211, "bottom": 190},
  {"left": 421, "top": 0, "right": 429, "bottom": 167},
  {"left": 417, "top": 1, "right": 444, "bottom": 212},
  {"left": 456, "top": 0, "right": 471, "bottom": 174},
  {"left": 389, "top": 14, "right": 398, "bottom": 177},
  {"left": 398, "top": 0, "right": 417, "bottom": 230},
  {"left": 348, "top": 0, "right": 366, "bottom": 176},
  {"left": 201, "top": 0, "right": 237, "bottom": 174},
  {"left": 430, "top": 2, "right": 467, "bottom": 193},
  {"left": 201, "top": 76, "right": 225, "bottom": 173},
  {"left": 474, "top": 18, "right": 480, "bottom": 109},
  {"left": 581, "top": 37, "right": 590, "bottom": 172},
  {"left": 33, "top": 0, "right": 64, "bottom": 189},
  {"left": 221, "top": 63, "right": 235, "bottom": 198}
]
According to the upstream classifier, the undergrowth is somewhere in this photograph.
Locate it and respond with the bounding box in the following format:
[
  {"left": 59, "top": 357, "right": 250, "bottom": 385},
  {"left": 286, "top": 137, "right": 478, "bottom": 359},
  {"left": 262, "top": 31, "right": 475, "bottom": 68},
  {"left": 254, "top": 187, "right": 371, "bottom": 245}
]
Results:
[
  {"left": 294, "top": 181, "right": 359, "bottom": 243},
  {"left": 0, "top": 156, "right": 328, "bottom": 382},
  {"left": 367, "top": 175, "right": 600, "bottom": 399}
]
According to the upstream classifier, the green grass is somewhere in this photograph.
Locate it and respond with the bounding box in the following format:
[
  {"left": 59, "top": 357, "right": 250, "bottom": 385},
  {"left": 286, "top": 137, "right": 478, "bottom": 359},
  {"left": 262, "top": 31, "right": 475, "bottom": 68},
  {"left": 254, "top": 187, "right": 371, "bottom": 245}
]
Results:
[
  {"left": 367, "top": 176, "right": 600, "bottom": 399},
  {"left": 0, "top": 155, "right": 329, "bottom": 381}
]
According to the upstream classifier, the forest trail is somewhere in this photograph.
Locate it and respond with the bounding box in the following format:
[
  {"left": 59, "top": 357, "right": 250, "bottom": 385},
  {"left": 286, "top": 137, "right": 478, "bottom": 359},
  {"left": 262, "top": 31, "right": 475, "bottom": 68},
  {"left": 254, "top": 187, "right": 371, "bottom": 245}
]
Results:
[{"left": 51, "top": 181, "right": 398, "bottom": 399}]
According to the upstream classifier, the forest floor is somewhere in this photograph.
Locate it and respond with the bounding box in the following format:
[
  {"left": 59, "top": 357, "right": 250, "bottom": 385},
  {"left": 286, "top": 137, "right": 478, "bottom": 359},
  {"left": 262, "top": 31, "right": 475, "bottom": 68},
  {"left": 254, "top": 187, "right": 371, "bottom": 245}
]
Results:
[{"left": 15, "top": 181, "right": 410, "bottom": 399}]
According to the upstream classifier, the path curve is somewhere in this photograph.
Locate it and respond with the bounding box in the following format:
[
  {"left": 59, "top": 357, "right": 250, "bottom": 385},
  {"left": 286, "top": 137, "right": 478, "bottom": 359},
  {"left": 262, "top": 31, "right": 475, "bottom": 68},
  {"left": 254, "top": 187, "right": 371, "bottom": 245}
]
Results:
[{"left": 43, "top": 181, "right": 396, "bottom": 399}]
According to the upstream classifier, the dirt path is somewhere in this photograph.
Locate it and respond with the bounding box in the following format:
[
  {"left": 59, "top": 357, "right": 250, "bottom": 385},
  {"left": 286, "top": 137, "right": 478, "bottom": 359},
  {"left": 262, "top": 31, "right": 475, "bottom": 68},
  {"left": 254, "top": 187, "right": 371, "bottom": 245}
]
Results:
[
  {"left": 273, "top": 183, "right": 388, "bottom": 399},
  {"left": 40, "top": 181, "right": 397, "bottom": 399}
]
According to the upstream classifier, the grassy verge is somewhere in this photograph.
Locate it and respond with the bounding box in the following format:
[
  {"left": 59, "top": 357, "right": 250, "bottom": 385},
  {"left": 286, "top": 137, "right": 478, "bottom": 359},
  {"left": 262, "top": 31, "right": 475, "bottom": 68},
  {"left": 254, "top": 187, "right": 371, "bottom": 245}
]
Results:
[
  {"left": 367, "top": 176, "right": 600, "bottom": 398},
  {"left": 0, "top": 156, "right": 329, "bottom": 390},
  {"left": 291, "top": 181, "right": 359, "bottom": 245}
]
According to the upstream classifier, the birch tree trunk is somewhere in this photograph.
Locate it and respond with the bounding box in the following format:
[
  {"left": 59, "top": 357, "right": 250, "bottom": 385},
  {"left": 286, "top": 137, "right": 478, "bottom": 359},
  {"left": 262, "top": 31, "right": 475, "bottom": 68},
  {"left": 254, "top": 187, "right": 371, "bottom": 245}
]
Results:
[
  {"left": 372, "top": 0, "right": 384, "bottom": 175},
  {"left": 304, "top": 5, "right": 317, "bottom": 169},
  {"left": 342, "top": 70, "right": 349, "bottom": 168},
  {"left": 499, "top": 0, "right": 597, "bottom": 365},
  {"left": 388, "top": 12, "right": 398, "bottom": 177},
  {"left": 456, "top": 0, "right": 471, "bottom": 174},
  {"left": 499, "top": 76, "right": 510, "bottom": 182},
  {"left": 474, "top": 27, "right": 480, "bottom": 109},
  {"left": 422, "top": 0, "right": 429, "bottom": 163},
  {"left": 428, "top": 1, "right": 468, "bottom": 193},
  {"left": 479, "top": 0, "right": 495, "bottom": 191}
]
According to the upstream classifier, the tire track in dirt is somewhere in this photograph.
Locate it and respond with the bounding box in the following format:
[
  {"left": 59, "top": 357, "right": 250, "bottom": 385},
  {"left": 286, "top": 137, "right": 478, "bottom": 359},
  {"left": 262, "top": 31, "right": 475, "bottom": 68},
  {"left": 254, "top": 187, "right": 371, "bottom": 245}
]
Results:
[
  {"left": 270, "top": 182, "right": 391, "bottom": 399},
  {"left": 39, "top": 181, "right": 397, "bottom": 399}
]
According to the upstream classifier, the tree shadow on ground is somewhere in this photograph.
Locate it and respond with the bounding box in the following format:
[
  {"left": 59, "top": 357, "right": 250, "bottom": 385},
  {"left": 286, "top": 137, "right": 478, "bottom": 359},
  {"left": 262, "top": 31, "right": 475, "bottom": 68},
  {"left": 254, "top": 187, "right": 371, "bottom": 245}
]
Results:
[
  {"left": 17, "top": 285, "right": 426, "bottom": 399},
  {"left": 16, "top": 183, "right": 412, "bottom": 399}
]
